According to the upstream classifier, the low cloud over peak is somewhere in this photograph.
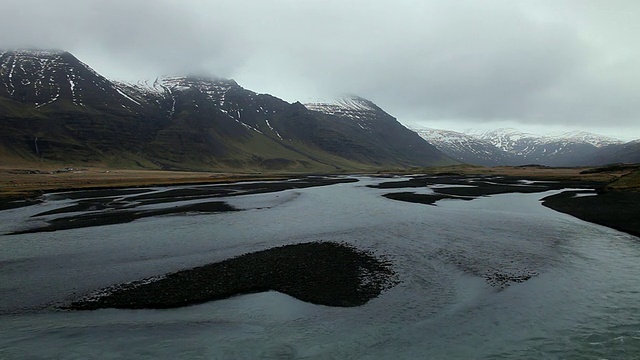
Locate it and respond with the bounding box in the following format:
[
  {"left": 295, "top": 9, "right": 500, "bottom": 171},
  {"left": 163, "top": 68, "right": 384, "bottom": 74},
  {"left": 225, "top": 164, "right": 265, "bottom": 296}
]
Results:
[{"left": 2, "top": 0, "right": 639, "bottom": 139}]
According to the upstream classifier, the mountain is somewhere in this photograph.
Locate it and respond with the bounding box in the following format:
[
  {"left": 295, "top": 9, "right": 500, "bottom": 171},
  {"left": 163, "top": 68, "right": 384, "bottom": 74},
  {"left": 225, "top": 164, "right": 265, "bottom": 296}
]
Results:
[
  {"left": 410, "top": 128, "right": 513, "bottom": 166},
  {"left": 304, "top": 97, "right": 452, "bottom": 167},
  {"left": 587, "top": 140, "right": 640, "bottom": 165},
  {"left": 0, "top": 50, "right": 169, "bottom": 166},
  {"left": 0, "top": 50, "right": 456, "bottom": 171},
  {"left": 413, "top": 127, "right": 632, "bottom": 166}
]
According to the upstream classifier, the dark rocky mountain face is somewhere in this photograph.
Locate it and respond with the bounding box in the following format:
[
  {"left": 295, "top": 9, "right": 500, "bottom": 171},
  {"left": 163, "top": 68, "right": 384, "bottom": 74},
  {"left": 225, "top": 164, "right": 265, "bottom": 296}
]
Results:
[
  {"left": 588, "top": 141, "right": 640, "bottom": 165},
  {"left": 305, "top": 97, "right": 454, "bottom": 167},
  {"left": 0, "top": 50, "right": 149, "bottom": 113},
  {"left": 0, "top": 50, "right": 171, "bottom": 165},
  {"left": 0, "top": 50, "right": 456, "bottom": 171}
]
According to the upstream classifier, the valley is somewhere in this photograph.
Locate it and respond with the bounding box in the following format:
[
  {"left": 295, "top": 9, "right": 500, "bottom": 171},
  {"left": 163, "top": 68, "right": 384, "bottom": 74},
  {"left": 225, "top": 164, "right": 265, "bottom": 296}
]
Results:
[{"left": 3, "top": 2, "right": 640, "bottom": 358}]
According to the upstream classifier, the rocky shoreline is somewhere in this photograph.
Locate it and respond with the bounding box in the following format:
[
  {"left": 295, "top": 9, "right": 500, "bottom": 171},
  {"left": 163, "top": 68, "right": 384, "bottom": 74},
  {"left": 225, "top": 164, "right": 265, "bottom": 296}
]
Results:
[{"left": 66, "top": 242, "right": 398, "bottom": 310}]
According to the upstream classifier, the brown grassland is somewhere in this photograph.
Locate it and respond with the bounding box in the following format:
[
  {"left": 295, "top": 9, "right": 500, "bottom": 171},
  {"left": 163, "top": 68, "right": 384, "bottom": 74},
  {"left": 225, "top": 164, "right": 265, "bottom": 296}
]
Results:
[{"left": 0, "top": 165, "right": 288, "bottom": 200}]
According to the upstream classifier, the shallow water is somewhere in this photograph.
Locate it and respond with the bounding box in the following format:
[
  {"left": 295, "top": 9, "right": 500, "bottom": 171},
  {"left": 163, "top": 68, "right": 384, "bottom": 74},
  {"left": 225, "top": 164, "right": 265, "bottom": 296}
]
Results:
[{"left": 1, "top": 176, "right": 639, "bottom": 359}]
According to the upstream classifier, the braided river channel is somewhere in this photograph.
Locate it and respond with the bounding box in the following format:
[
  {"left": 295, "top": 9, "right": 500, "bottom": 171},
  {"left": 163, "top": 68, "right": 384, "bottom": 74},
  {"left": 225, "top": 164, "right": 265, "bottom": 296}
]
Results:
[{"left": 1, "top": 176, "right": 639, "bottom": 359}]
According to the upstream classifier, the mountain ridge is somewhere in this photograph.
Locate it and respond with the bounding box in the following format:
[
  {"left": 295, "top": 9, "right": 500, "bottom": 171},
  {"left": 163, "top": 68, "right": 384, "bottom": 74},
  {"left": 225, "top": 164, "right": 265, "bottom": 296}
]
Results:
[
  {"left": 0, "top": 50, "right": 457, "bottom": 171},
  {"left": 413, "top": 126, "right": 637, "bottom": 167}
]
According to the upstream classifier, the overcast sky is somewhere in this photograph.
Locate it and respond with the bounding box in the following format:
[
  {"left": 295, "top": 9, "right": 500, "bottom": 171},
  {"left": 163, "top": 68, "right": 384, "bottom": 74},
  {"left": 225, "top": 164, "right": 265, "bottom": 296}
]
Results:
[{"left": 2, "top": 0, "right": 640, "bottom": 139}]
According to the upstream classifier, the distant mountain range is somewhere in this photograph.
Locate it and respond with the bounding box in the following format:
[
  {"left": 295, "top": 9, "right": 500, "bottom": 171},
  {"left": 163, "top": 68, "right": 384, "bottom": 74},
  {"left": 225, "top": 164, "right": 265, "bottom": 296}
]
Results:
[
  {"left": 412, "top": 127, "right": 640, "bottom": 166},
  {"left": 0, "top": 50, "right": 454, "bottom": 171}
]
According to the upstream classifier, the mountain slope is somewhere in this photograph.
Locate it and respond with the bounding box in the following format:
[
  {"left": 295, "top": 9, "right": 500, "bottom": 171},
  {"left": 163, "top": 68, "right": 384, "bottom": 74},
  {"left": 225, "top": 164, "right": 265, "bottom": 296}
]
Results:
[
  {"left": 0, "top": 50, "right": 170, "bottom": 166},
  {"left": 0, "top": 50, "right": 455, "bottom": 171},
  {"left": 587, "top": 141, "right": 640, "bottom": 165},
  {"left": 305, "top": 97, "right": 455, "bottom": 167}
]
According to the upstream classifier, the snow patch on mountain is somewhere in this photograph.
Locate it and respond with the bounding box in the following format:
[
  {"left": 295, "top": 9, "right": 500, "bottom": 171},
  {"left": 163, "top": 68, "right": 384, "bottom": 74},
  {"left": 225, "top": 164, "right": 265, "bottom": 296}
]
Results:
[
  {"left": 0, "top": 50, "right": 138, "bottom": 109},
  {"left": 265, "top": 119, "right": 283, "bottom": 140},
  {"left": 304, "top": 96, "right": 379, "bottom": 131},
  {"left": 305, "top": 96, "right": 376, "bottom": 116},
  {"left": 160, "top": 76, "right": 238, "bottom": 105},
  {"left": 470, "top": 128, "right": 622, "bottom": 150},
  {"left": 410, "top": 127, "right": 508, "bottom": 166},
  {"left": 546, "top": 131, "right": 622, "bottom": 147},
  {"left": 123, "top": 76, "right": 244, "bottom": 110}
]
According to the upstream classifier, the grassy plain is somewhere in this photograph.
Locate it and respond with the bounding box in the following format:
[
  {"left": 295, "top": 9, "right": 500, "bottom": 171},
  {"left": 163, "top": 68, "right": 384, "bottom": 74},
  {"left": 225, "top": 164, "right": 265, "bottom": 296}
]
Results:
[{"left": 0, "top": 165, "right": 288, "bottom": 200}]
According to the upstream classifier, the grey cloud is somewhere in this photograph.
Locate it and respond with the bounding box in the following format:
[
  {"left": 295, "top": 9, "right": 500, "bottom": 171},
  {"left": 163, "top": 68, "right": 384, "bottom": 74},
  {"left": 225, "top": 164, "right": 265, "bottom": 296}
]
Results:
[{"left": 1, "top": 0, "right": 639, "bottom": 138}]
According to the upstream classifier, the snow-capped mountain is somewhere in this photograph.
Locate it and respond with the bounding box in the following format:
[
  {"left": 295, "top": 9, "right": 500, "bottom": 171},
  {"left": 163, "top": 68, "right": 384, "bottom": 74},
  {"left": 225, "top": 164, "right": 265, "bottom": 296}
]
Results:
[
  {"left": 414, "top": 127, "right": 630, "bottom": 166},
  {"left": 0, "top": 50, "right": 147, "bottom": 112},
  {"left": 410, "top": 128, "right": 513, "bottom": 166},
  {"left": 305, "top": 96, "right": 381, "bottom": 131},
  {"left": 0, "top": 50, "right": 456, "bottom": 170},
  {"left": 546, "top": 130, "right": 622, "bottom": 148},
  {"left": 305, "top": 97, "right": 453, "bottom": 166},
  {"left": 474, "top": 128, "right": 621, "bottom": 155},
  {"left": 472, "top": 128, "right": 541, "bottom": 155}
]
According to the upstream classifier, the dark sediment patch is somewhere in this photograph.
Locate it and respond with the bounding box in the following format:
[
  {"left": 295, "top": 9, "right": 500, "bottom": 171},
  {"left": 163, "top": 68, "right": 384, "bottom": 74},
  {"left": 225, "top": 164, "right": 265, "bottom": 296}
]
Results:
[
  {"left": 484, "top": 270, "right": 539, "bottom": 289},
  {"left": 126, "top": 177, "right": 359, "bottom": 203},
  {"left": 47, "top": 177, "right": 356, "bottom": 215},
  {"left": 214, "top": 176, "right": 359, "bottom": 196},
  {"left": 6, "top": 176, "right": 358, "bottom": 235},
  {"left": 432, "top": 183, "right": 548, "bottom": 197},
  {"left": 374, "top": 175, "right": 606, "bottom": 206},
  {"left": 370, "top": 175, "right": 604, "bottom": 192},
  {"left": 47, "top": 188, "right": 152, "bottom": 201},
  {"left": 382, "top": 192, "right": 472, "bottom": 205},
  {"left": 542, "top": 191, "right": 640, "bottom": 238},
  {"left": 368, "top": 176, "right": 469, "bottom": 189},
  {"left": 66, "top": 241, "right": 398, "bottom": 310},
  {"left": 10, "top": 201, "right": 237, "bottom": 235},
  {"left": 0, "top": 196, "right": 43, "bottom": 211},
  {"left": 434, "top": 248, "right": 541, "bottom": 290},
  {"left": 126, "top": 188, "right": 234, "bottom": 202},
  {"left": 31, "top": 198, "right": 134, "bottom": 217}
]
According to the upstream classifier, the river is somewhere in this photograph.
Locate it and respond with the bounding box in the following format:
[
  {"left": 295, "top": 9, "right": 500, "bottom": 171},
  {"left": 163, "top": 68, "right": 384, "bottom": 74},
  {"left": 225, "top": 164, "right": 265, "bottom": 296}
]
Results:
[{"left": 1, "top": 176, "right": 639, "bottom": 359}]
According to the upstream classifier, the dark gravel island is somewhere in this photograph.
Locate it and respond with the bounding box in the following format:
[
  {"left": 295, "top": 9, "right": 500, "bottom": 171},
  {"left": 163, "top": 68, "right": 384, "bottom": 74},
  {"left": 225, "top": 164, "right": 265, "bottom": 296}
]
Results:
[
  {"left": 542, "top": 191, "right": 640, "bottom": 238},
  {"left": 67, "top": 241, "right": 398, "bottom": 310}
]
